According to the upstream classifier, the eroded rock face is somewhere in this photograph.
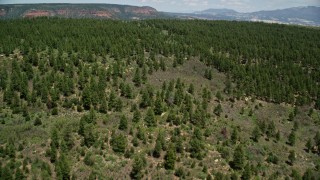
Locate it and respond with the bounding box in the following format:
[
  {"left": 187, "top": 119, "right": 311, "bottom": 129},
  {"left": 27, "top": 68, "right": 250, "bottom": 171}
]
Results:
[
  {"left": 24, "top": 10, "right": 52, "bottom": 18},
  {"left": 125, "top": 6, "right": 157, "bottom": 15},
  {"left": 92, "top": 11, "right": 112, "bottom": 17},
  {"left": 0, "top": 9, "right": 6, "bottom": 16}
]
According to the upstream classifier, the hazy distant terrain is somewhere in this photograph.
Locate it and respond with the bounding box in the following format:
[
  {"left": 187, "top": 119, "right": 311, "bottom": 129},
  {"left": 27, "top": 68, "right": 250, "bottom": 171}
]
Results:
[
  {"left": 0, "top": 4, "right": 319, "bottom": 26},
  {"left": 173, "top": 6, "right": 320, "bottom": 26}
]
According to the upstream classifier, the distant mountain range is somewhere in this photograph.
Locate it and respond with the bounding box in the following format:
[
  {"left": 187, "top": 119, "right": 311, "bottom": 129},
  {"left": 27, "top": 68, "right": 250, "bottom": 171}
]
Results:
[
  {"left": 0, "top": 3, "right": 165, "bottom": 20},
  {"left": 0, "top": 4, "right": 319, "bottom": 26},
  {"left": 174, "top": 6, "right": 320, "bottom": 26}
]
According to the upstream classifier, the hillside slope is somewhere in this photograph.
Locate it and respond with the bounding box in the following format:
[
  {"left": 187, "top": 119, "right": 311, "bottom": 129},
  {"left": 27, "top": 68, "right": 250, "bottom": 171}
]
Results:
[{"left": 0, "top": 19, "right": 319, "bottom": 179}]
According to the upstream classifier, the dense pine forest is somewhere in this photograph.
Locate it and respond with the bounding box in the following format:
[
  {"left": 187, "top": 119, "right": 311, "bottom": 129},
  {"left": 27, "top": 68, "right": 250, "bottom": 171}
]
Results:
[{"left": 0, "top": 18, "right": 319, "bottom": 179}]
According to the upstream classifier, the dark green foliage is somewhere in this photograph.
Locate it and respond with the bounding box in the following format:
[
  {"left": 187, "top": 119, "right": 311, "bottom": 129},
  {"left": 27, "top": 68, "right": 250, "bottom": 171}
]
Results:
[
  {"left": 214, "top": 104, "right": 223, "bottom": 116},
  {"left": 83, "top": 124, "right": 96, "bottom": 147},
  {"left": 252, "top": 126, "right": 261, "bottom": 142},
  {"left": 314, "top": 132, "right": 320, "bottom": 153},
  {"left": 267, "top": 152, "right": 279, "bottom": 164},
  {"left": 188, "top": 83, "right": 194, "bottom": 95},
  {"left": 189, "top": 128, "right": 206, "bottom": 160},
  {"left": 174, "top": 167, "right": 186, "bottom": 178},
  {"left": 51, "top": 107, "right": 58, "bottom": 115},
  {"left": 302, "top": 169, "right": 315, "bottom": 180},
  {"left": 51, "top": 127, "right": 59, "bottom": 149},
  {"left": 305, "top": 138, "right": 312, "bottom": 153},
  {"left": 130, "top": 154, "right": 146, "bottom": 180},
  {"left": 242, "top": 163, "right": 252, "bottom": 180},
  {"left": 288, "top": 150, "right": 296, "bottom": 165},
  {"left": 132, "top": 108, "right": 141, "bottom": 123},
  {"left": 133, "top": 68, "right": 142, "bottom": 87},
  {"left": 33, "top": 117, "right": 42, "bottom": 126},
  {"left": 15, "top": 168, "right": 25, "bottom": 180},
  {"left": 288, "top": 112, "right": 295, "bottom": 121},
  {"left": 119, "top": 115, "right": 128, "bottom": 131},
  {"left": 231, "top": 128, "right": 239, "bottom": 144},
  {"left": 50, "top": 145, "right": 57, "bottom": 163},
  {"left": 164, "top": 143, "right": 176, "bottom": 170},
  {"left": 144, "top": 108, "right": 156, "bottom": 127},
  {"left": 266, "top": 121, "right": 276, "bottom": 138},
  {"left": 153, "top": 139, "right": 162, "bottom": 158},
  {"left": 231, "top": 145, "right": 245, "bottom": 170},
  {"left": 2, "top": 165, "right": 13, "bottom": 180},
  {"left": 288, "top": 131, "right": 296, "bottom": 146},
  {"left": 154, "top": 94, "right": 164, "bottom": 115},
  {"left": 62, "top": 125, "right": 74, "bottom": 150},
  {"left": 204, "top": 69, "right": 213, "bottom": 80},
  {"left": 110, "top": 133, "right": 127, "bottom": 153},
  {"left": 84, "top": 152, "right": 95, "bottom": 166},
  {"left": 56, "top": 153, "right": 70, "bottom": 180},
  {"left": 160, "top": 58, "right": 166, "bottom": 71},
  {"left": 291, "top": 169, "right": 302, "bottom": 180}
]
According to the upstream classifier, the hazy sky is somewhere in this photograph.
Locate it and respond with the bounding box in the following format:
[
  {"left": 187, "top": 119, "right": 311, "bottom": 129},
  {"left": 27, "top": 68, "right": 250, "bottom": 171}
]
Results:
[{"left": 0, "top": 0, "right": 319, "bottom": 12}]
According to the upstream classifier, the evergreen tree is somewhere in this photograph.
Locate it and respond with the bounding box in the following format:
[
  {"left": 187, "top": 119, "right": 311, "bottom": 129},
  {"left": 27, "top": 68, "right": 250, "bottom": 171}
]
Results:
[
  {"left": 114, "top": 98, "right": 123, "bottom": 112},
  {"left": 188, "top": 83, "right": 194, "bottom": 95},
  {"left": 144, "top": 108, "right": 156, "bottom": 127},
  {"left": 84, "top": 125, "right": 96, "bottom": 147},
  {"left": 305, "top": 138, "right": 312, "bottom": 153},
  {"left": 82, "top": 85, "right": 92, "bottom": 110},
  {"left": 140, "top": 89, "right": 151, "bottom": 108},
  {"left": 189, "top": 128, "right": 206, "bottom": 160},
  {"left": 164, "top": 143, "right": 176, "bottom": 170},
  {"left": 141, "top": 65, "right": 147, "bottom": 83},
  {"left": 34, "top": 117, "right": 42, "bottom": 126},
  {"left": 133, "top": 68, "right": 141, "bottom": 87},
  {"left": 275, "top": 130, "right": 281, "bottom": 142},
  {"left": 160, "top": 58, "right": 166, "bottom": 71},
  {"left": 302, "top": 169, "right": 314, "bottom": 180},
  {"left": 291, "top": 169, "right": 302, "bottom": 180},
  {"left": 153, "top": 139, "right": 162, "bottom": 158},
  {"left": 314, "top": 132, "right": 320, "bottom": 153},
  {"left": 15, "top": 168, "right": 24, "bottom": 180},
  {"left": 50, "top": 144, "right": 57, "bottom": 163},
  {"left": 288, "top": 131, "right": 296, "bottom": 146},
  {"left": 231, "top": 145, "right": 245, "bottom": 170},
  {"left": 51, "top": 127, "right": 59, "bottom": 149},
  {"left": 154, "top": 94, "right": 164, "bottom": 115},
  {"left": 214, "top": 104, "right": 223, "bottom": 116},
  {"left": 119, "top": 115, "right": 128, "bottom": 131},
  {"left": 288, "top": 150, "right": 296, "bottom": 165},
  {"left": 242, "top": 163, "right": 252, "bottom": 180},
  {"left": 130, "top": 154, "right": 146, "bottom": 180},
  {"left": 252, "top": 126, "right": 261, "bottom": 142},
  {"left": 132, "top": 108, "right": 141, "bottom": 123},
  {"left": 2, "top": 165, "right": 13, "bottom": 180},
  {"left": 231, "top": 128, "right": 239, "bottom": 144},
  {"left": 111, "top": 133, "right": 127, "bottom": 153},
  {"left": 56, "top": 153, "right": 70, "bottom": 180}
]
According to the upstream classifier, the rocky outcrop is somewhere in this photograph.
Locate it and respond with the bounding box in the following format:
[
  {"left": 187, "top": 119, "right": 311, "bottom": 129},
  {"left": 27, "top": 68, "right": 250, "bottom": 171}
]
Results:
[
  {"left": 125, "top": 6, "right": 157, "bottom": 15},
  {"left": 24, "top": 10, "right": 52, "bottom": 18},
  {"left": 0, "top": 9, "right": 6, "bottom": 16}
]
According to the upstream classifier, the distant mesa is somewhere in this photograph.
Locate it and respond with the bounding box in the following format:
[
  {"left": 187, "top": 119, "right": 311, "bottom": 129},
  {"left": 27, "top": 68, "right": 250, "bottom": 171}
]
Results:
[{"left": 0, "top": 3, "right": 160, "bottom": 19}]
